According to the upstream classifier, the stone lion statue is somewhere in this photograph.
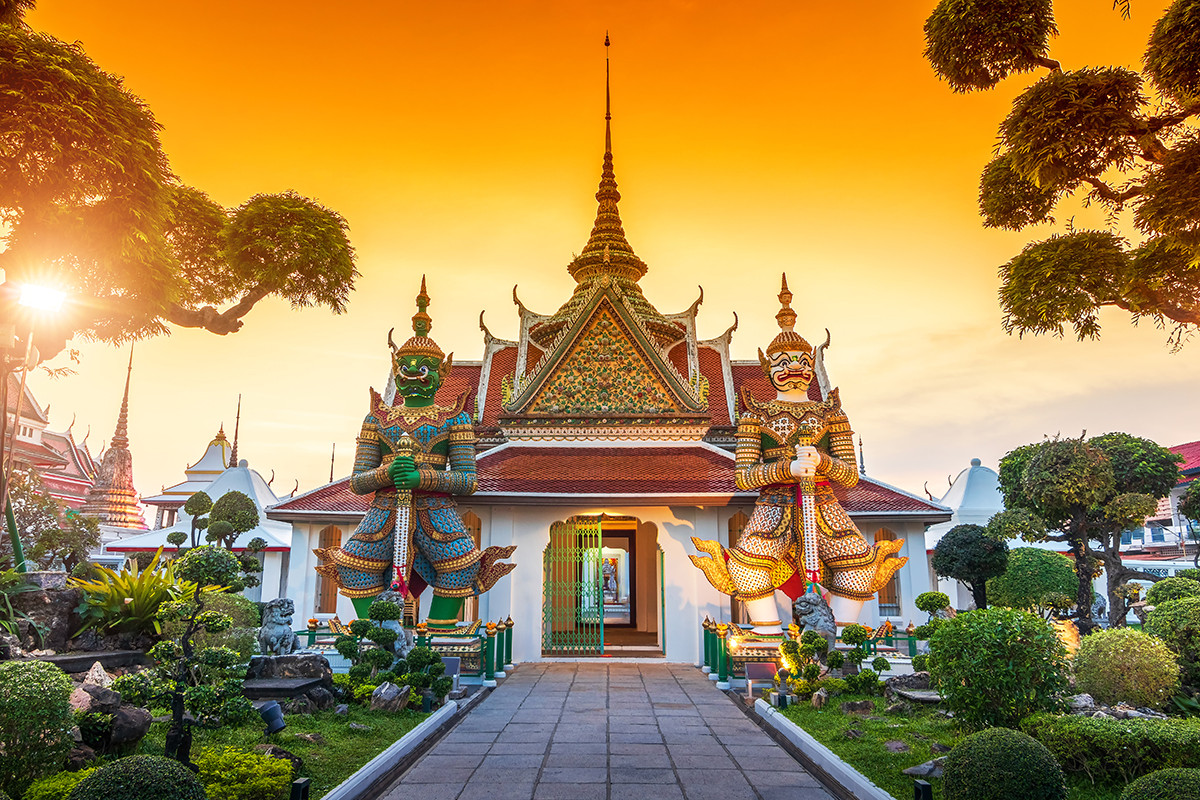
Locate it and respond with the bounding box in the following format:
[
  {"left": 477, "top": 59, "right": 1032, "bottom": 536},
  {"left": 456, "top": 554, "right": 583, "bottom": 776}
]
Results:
[
  {"left": 259, "top": 598, "right": 301, "bottom": 656},
  {"left": 792, "top": 592, "right": 837, "bottom": 654}
]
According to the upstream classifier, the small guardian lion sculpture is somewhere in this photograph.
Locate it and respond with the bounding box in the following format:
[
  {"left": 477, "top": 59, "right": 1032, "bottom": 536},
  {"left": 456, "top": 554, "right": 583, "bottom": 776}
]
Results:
[
  {"left": 259, "top": 598, "right": 301, "bottom": 655},
  {"left": 793, "top": 592, "right": 838, "bottom": 654}
]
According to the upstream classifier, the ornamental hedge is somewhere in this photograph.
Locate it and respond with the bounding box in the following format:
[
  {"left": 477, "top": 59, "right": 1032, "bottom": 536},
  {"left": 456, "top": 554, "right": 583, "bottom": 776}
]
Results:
[
  {"left": 0, "top": 660, "right": 75, "bottom": 797},
  {"left": 1075, "top": 627, "right": 1180, "bottom": 709},
  {"left": 1121, "top": 768, "right": 1200, "bottom": 800},
  {"left": 67, "top": 755, "right": 206, "bottom": 800},
  {"left": 1022, "top": 714, "right": 1200, "bottom": 786},
  {"left": 1146, "top": 596, "right": 1200, "bottom": 685}
]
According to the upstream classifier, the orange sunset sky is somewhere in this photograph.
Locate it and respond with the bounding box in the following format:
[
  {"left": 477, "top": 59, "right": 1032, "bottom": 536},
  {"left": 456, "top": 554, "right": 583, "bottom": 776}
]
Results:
[{"left": 19, "top": 0, "right": 1196, "bottom": 505}]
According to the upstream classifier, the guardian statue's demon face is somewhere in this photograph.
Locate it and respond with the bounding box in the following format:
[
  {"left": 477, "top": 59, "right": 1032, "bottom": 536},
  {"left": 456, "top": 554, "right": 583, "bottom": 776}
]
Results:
[
  {"left": 394, "top": 353, "right": 444, "bottom": 403},
  {"left": 767, "top": 348, "right": 814, "bottom": 394}
]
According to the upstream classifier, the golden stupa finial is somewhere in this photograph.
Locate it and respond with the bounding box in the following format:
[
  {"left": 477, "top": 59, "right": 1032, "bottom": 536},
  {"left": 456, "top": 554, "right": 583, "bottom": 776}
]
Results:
[
  {"left": 776, "top": 273, "right": 797, "bottom": 333},
  {"left": 388, "top": 276, "right": 446, "bottom": 363},
  {"left": 765, "top": 272, "right": 811, "bottom": 356}
]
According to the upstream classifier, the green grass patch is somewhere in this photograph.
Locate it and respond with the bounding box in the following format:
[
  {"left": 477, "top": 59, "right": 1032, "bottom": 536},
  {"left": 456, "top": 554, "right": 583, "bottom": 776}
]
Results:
[
  {"left": 779, "top": 695, "right": 1122, "bottom": 800},
  {"left": 138, "top": 706, "right": 428, "bottom": 798}
]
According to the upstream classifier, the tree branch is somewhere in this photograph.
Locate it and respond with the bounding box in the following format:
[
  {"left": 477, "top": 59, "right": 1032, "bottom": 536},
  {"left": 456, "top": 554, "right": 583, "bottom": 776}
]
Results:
[
  {"left": 162, "top": 284, "right": 274, "bottom": 335},
  {"left": 1032, "top": 54, "right": 1061, "bottom": 72},
  {"left": 1082, "top": 176, "right": 1143, "bottom": 205}
]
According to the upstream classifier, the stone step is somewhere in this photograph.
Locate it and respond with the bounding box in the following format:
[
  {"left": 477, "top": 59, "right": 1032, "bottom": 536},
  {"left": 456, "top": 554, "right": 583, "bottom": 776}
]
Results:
[
  {"left": 26, "top": 650, "right": 152, "bottom": 674},
  {"left": 242, "top": 677, "right": 324, "bottom": 700}
]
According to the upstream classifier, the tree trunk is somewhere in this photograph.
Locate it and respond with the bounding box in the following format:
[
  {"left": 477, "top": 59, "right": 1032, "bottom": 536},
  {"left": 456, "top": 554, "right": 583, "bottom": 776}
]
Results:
[
  {"left": 1070, "top": 525, "right": 1096, "bottom": 632},
  {"left": 969, "top": 582, "right": 987, "bottom": 610}
]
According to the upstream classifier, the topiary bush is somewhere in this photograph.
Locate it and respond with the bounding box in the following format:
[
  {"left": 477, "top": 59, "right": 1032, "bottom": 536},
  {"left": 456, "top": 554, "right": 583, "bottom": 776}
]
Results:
[
  {"left": 1121, "top": 768, "right": 1200, "bottom": 800},
  {"left": 928, "top": 607, "right": 1069, "bottom": 729},
  {"left": 1178, "top": 569, "right": 1200, "bottom": 583},
  {"left": 67, "top": 755, "right": 206, "bottom": 800},
  {"left": 0, "top": 660, "right": 75, "bottom": 797},
  {"left": 987, "top": 547, "right": 1077, "bottom": 613},
  {"left": 915, "top": 591, "right": 951, "bottom": 617},
  {"left": 25, "top": 769, "right": 95, "bottom": 800},
  {"left": 1075, "top": 627, "right": 1180, "bottom": 709},
  {"left": 911, "top": 653, "right": 928, "bottom": 672},
  {"left": 943, "top": 727, "right": 1067, "bottom": 800},
  {"left": 196, "top": 746, "right": 292, "bottom": 800},
  {"left": 1147, "top": 577, "right": 1200, "bottom": 606},
  {"left": 1146, "top": 597, "right": 1200, "bottom": 685},
  {"left": 1023, "top": 714, "right": 1200, "bottom": 786}
]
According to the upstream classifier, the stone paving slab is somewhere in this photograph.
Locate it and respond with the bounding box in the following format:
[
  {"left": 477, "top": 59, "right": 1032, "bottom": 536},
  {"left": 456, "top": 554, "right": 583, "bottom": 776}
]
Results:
[{"left": 378, "top": 663, "right": 833, "bottom": 800}]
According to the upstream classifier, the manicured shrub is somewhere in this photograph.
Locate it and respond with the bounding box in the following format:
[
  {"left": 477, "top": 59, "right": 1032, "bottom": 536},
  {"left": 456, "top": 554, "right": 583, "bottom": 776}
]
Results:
[
  {"left": 367, "top": 599, "right": 402, "bottom": 620},
  {"left": 197, "top": 746, "right": 292, "bottom": 800},
  {"left": 987, "top": 547, "right": 1077, "bottom": 612},
  {"left": 846, "top": 667, "right": 881, "bottom": 695},
  {"left": 1146, "top": 597, "right": 1200, "bottom": 685},
  {"left": 1121, "top": 768, "right": 1200, "bottom": 800},
  {"left": 174, "top": 545, "right": 241, "bottom": 588},
  {"left": 1022, "top": 714, "right": 1200, "bottom": 786},
  {"left": 1147, "top": 577, "right": 1200, "bottom": 606},
  {"left": 67, "top": 755, "right": 206, "bottom": 800},
  {"left": 915, "top": 591, "right": 950, "bottom": 617},
  {"left": 943, "top": 727, "right": 1067, "bottom": 800},
  {"left": 1075, "top": 627, "right": 1181, "bottom": 709},
  {"left": 1178, "top": 569, "right": 1200, "bottom": 583},
  {"left": 928, "top": 607, "right": 1069, "bottom": 729},
  {"left": 0, "top": 660, "right": 75, "bottom": 797},
  {"left": 911, "top": 654, "right": 928, "bottom": 672},
  {"left": 25, "top": 769, "right": 95, "bottom": 800},
  {"left": 871, "top": 656, "right": 890, "bottom": 672}
]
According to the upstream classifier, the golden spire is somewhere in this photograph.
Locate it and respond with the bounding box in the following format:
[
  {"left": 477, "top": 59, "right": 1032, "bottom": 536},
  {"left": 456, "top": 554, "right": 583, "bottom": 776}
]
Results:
[
  {"left": 389, "top": 275, "right": 445, "bottom": 361},
  {"left": 765, "top": 273, "right": 812, "bottom": 356},
  {"left": 567, "top": 33, "right": 647, "bottom": 284},
  {"left": 110, "top": 347, "right": 133, "bottom": 450},
  {"left": 228, "top": 394, "right": 241, "bottom": 468},
  {"left": 79, "top": 346, "right": 146, "bottom": 529}
]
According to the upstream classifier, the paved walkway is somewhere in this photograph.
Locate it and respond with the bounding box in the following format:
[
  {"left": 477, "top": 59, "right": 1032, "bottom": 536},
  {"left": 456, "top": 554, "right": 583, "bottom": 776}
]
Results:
[{"left": 380, "top": 663, "right": 832, "bottom": 800}]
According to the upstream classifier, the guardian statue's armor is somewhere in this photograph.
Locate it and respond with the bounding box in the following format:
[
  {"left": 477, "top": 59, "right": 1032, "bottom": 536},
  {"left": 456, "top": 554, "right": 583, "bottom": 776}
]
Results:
[
  {"left": 316, "top": 279, "right": 515, "bottom": 624},
  {"left": 691, "top": 275, "right": 906, "bottom": 631}
]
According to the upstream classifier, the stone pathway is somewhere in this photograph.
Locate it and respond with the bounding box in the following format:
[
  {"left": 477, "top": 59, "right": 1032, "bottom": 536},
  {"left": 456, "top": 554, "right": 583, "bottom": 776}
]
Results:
[{"left": 379, "top": 663, "right": 833, "bottom": 800}]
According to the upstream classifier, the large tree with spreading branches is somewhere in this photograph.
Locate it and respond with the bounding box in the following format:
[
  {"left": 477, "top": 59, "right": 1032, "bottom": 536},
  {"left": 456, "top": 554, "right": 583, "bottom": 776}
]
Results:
[
  {"left": 0, "top": 0, "right": 357, "bottom": 360},
  {"left": 990, "top": 433, "right": 1181, "bottom": 629},
  {"left": 924, "top": 0, "right": 1200, "bottom": 347}
]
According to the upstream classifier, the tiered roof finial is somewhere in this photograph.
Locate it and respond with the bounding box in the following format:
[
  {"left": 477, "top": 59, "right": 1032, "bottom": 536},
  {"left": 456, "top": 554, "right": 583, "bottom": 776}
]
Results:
[
  {"left": 79, "top": 346, "right": 146, "bottom": 529},
  {"left": 765, "top": 273, "right": 812, "bottom": 356},
  {"left": 110, "top": 347, "right": 134, "bottom": 450},
  {"left": 567, "top": 34, "right": 647, "bottom": 284},
  {"left": 228, "top": 394, "right": 241, "bottom": 468}
]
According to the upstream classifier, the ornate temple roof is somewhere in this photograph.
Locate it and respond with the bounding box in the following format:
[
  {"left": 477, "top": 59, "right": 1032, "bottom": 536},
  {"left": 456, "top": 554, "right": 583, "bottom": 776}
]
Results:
[
  {"left": 1171, "top": 440, "right": 1200, "bottom": 485},
  {"left": 80, "top": 351, "right": 147, "bottom": 530},
  {"left": 142, "top": 427, "right": 234, "bottom": 508}
]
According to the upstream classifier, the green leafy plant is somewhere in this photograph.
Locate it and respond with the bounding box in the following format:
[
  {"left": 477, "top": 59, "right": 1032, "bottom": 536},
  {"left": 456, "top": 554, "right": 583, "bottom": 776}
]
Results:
[
  {"left": 871, "top": 656, "right": 891, "bottom": 673},
  {"left": 932, "top": 524, "right": 1008, "bottom": 609},
  {"left": 196, "top": 746, "right": 292, "bottom": 800},
  {"left": 1023, "top": 714, "right": 1200, "bottom": 786},
  {"left": 1146, "top": 597, "right": 1200, "bottom": 685},
  {"left": 25, "top": 769, "right": 95, "bottom": 800},
  {"left": 74, "top": 709, "right": 115, "bottom": 751},
  {"left": 987, "top": 547, "right": 1078, "bottom": 616},
  {"left": 1121, "top": 768, "right": 1200, "bottom": 800},
  {"left": 911, "top": 653, "right": 928, "bottom": 672},
  {"left": 915, "top": 591, "right": 950, "bottom": 618},
  {"left": 943, "top": 727, "right": 1067, "bottom": 800},
  {"left": 0, "top": 660, "right": 75, "bottom": 797},
  {"left": 367, "top": 599, "right": 402, "bottom": 620},
  {"left": 1148, "top": 577, "right": 1200, "bottom": 606},
  {"left": 0, "top": 568, "right": 40, "bottom": 640},
  {"left": 67, "top": 754, "right": 206, "bottom": 800},
  {"left": 70, "top": 548, "right": 213, "bottom": 636},
  {"left": 1075, "top": 627, "right": 1181, "bottom": 709},
  {"left": 846, "top": 667, "right": 881, "bottom": 695},
  {"left": 928, "top": 607, "right": 1069, "bottom": 729}
]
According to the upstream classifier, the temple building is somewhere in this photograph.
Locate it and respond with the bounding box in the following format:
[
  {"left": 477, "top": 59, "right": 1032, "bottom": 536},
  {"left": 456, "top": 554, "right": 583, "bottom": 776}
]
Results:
[
  {"left": 3, "top": 374, "right": 97, "bottom": 509},
  {"left": 79, "top": 351, "right": 147, "bottom": 532},
  {"left": 142, "top": 428, "right": 235, "bottom": 530},
  {"left": 268, "top": 84, "right": 950, "bottom": 663}
]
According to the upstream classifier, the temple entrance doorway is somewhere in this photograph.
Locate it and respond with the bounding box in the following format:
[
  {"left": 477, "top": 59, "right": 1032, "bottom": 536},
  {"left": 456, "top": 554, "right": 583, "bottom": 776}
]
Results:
[{"left": 542, "top": 515, "right": 662, "bottom": 657}]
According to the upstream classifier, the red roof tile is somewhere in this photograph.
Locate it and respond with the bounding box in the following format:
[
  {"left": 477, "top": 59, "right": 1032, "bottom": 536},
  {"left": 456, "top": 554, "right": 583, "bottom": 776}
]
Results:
[
  {"left": 439, "top": 363, "right": 480, "bottom": 411},
  {"left": 667, "top": 342, "right": 689, "bottom": 377},
  {"left": 699, "top": 346, "right": 730, "bottom": 426},
  {"left": 476, "top": 445, "right": 738, "bottom": 496},
  {"left": 480, "top": 346, "right": 517, "bottom": 427},
  {"left": 1171, "top": 441, "right": 1200, "bottom": 482},
  {"left": 269, "top": 478, "right": 366, "bottom": 516}
]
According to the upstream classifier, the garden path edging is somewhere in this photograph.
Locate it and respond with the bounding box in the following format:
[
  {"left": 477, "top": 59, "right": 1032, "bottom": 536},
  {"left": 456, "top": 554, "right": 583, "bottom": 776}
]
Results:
[
  {"left": 319, "top": 700, "right": 459, "bottom": 800},
  {"left": 753, "top": 698, "right": 897, "bottom": 800}
]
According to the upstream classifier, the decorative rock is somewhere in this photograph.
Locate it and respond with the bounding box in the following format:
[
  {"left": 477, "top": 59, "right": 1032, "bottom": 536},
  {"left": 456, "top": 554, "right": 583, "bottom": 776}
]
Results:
[
  {"left": 839, "top": 699, "right": 876, "bottom": 716},
  {"left": 334, "top": 704, "right": 349, "bottom": 716},
  {"left": 22, "top": 571, "right": 67, "bottom": 590},
  {"left": 930, "top": 742, "right": 951, "bottom": 753},
  {"left": 0, "top": 632, "right": 24, "bottom": 659},
  {"left": 811, "top": 688, "right": 829, "bottom": 709},
  {"left": 893, "top": 689, "right": 944, "bottom": 704},
  {"left": 844, "top": 729, "right": 864, "bottom": 739},
  {"left": 1067, "top": 693, "right": 1095, "bottom": 713},
  {"left": 348, "top": 723, "right": 372, "bottom": 731},
  {"left": 885, "top": 703, "right": 910, "bottom": 715},
  {"left": 11, "top": 586, "right": 82, "bottom": 651},
  {"left": 65, "top": 744, "right": 97, "bottom": 771},
  {"left": 294, "top": 732, "right": 326, "bottom": 744},
  {"left": 902, "top": 757, "right": 946, "bottom": 778},
  {"left": 284, "top": 696, "right": 315, "bottom": 715},
  {"left": 306, "top": 686, "right": 336, "bottom": 711},
  {"left": 83, "top": 661, "right": 114, "bottom": 687},
  {"left": 246, "top": 653, "right": 334, "bottom": 688},
  {"left": 370, "top": 682, "right": 412, "bottom": 713},
  {"left": 253, "top": 744, "right": 304, "bottom": 776},
  {"left": 885, "top": 740, "right": 910, "bottom": 753},
  {"left": 109, "top": 705, "right": 152, "bottom": 746},
  {"left": 70, "top": 683, "right": 121, "bottom": 715},
  {"left": 883, "top": 671, "right": 930, "bottom": 702}
]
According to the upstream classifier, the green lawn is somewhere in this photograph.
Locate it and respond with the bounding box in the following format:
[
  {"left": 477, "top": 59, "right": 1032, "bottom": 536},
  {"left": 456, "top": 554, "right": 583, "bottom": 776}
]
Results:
[
  {"left": 779, "top": 695, "right": 1123, "bottom": 800},
  {"left": 137, "top": 706, "right": 428, "bottom": 798}
]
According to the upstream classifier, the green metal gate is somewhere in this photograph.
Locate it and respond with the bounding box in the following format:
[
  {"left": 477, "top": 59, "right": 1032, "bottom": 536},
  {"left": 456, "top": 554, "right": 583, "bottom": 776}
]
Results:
[{"left": 542, "top": 516, "right": 604, "bottom": 655}]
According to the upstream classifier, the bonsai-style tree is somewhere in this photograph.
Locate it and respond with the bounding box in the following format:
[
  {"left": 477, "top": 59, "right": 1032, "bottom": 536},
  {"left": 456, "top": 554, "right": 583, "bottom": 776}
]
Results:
[
  {"left": 0, "top": 4, "right": 357, "bottom": 360},
  {"left": 924, "top": 0, "right": 1200, "bottom": 347},
  {"left": 991, "top": 434, "right": 1181, "bottom": 628},
  {"left": 2, "top": 469, "right": 98, "bottom": 573},
  {"left": 206, "top": 491, "right": 259, "bottom": 550},
  {"left": 987, "top": 547, "right": 1078, "bottom": 618},
  {"left": 931, "top": 524, "right": 1009, "bottom": 609},
  {"left": 179, "top": 492, "right": 213, "bottom": 549}
]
